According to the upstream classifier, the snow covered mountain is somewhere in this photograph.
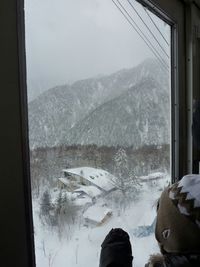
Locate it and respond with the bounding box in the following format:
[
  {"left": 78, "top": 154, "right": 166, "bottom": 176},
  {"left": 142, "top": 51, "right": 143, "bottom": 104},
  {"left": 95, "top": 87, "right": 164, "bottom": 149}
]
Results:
[
  {"left": 63, "top": 78, "right": 170, "bottom": 148},
  {"left": 28, "top": 58, "right": 170, "bottom": 148}
]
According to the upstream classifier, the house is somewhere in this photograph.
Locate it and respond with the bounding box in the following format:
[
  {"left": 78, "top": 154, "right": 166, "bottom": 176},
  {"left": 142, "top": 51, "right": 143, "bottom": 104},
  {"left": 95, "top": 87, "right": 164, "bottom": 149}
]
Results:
[
  {"left": 58, "top": 177, "right": 78, "bottom": 191},
  {"left": 83, "top": 203, "right": 112, "bottom": 227},
  {"left": 58, "top": 167, "right": 116, "bottom": 193},
  {"left": 71, "top": 185, "right": 102, "bottom": 207},
  {"left": 72, "top": 194, "right": 93, "bottom": 207},
  {"left": 73, "top": 185, "right": 102, "bottom": 200}
]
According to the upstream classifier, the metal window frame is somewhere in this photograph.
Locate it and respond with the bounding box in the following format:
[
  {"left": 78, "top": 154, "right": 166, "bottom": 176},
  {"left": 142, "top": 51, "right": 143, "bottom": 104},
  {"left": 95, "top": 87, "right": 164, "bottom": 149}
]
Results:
[
  {"left": 136, "top": 0, "right": 186, "bottom": 183},
  {"left": 17, "top": 0, "right": 36, "bottom": 266},
  {"left": 137, "top": 1, "right": 200, "bottom": 179},
  {"left": 0, "top": 0, "right": 35, "bottom": 267},
  {"left": 185, "top": 3, "right": 200, "bottom": 174}
]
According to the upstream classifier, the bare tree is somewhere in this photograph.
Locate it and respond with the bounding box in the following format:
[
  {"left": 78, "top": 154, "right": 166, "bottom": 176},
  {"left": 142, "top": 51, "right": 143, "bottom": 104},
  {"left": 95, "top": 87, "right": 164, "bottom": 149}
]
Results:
[
  {"left": 54, "top": 190, "right": 78, "bottom": 240},
  {"left": 40, "top": 190, "right": 54, "bottom": 226}
]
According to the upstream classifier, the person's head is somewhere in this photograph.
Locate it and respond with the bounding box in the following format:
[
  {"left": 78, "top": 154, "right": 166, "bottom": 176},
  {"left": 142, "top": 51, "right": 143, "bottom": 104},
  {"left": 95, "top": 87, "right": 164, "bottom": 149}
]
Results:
[{"left": 155, "top": 175, "right": 200, "bottom": 254}]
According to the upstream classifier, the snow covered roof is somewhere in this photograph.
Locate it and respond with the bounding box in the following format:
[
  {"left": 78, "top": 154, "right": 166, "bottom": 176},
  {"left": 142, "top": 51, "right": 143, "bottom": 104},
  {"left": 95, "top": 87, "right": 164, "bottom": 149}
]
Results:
[
  {"left": 73, "top": 195, "right": 92, "bottom": 206},
  {"left": 62, "top": 167, "right": 116, "bottom": 191},
  {"left": 74, "top": 185, "right": 102, "bottom": 198},
  {"left": 83, "top": 204, "right": 112, "bottom": 223}
]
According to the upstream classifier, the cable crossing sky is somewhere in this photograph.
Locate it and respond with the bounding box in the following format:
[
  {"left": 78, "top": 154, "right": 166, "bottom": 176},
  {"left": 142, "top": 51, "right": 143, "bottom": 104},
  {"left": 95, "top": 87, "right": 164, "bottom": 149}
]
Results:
[
  {"left": 127, "top": 0, "right": 169, "bottom": 59},
  {"left": 111, "top": 0, "right": 169, "bottom": 71},
  {"left": 143, "top": 6, "right": 170, "bottom": 46}
]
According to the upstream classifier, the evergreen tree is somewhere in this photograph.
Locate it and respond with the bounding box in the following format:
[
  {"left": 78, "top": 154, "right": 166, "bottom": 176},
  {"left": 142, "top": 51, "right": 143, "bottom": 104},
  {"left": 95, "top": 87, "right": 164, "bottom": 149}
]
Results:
[{"left": 113, "top": 148, "right": 141, "bottom": 210}]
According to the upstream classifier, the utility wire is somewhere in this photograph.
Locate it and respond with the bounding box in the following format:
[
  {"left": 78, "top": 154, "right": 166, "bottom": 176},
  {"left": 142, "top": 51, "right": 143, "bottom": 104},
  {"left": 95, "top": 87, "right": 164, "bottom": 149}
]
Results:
[
  {"left": 143, "top": 6, "right": 170, "bottom": 46},
  {"left": 127, "top": 0, "right": 169, "bottom": 58},
  {"left": 115, "top": 0, "right": 168, "bottom": 69},
  {"left": 112, "top": 0, "right": 169, "bottom": 71}
]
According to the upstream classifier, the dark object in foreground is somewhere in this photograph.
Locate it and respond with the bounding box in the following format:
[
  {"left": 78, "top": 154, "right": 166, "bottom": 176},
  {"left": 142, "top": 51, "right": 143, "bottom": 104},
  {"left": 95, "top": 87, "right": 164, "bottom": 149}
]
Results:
[
  {"left": 99, "top": 228, "right": 133, "bottom": 267},
  {"left": 145, "top": 253, "right": 200, "bottom": 267}
]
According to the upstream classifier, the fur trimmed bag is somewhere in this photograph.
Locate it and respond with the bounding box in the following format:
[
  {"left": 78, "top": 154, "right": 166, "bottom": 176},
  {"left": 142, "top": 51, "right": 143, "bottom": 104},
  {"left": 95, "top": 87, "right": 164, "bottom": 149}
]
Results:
[
  {"left": 145, "top": 253, "right": 166, "bottom": 267},
  {"left": 145, "top": 253, "right": 200, "bottom": 267}
]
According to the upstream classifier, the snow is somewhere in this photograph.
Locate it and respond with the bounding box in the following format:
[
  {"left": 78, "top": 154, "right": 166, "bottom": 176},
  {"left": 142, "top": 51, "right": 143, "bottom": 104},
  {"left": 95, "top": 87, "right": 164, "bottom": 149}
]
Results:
[
  {"left": 32, "top": 176, "right": 170, "bottom": 267},
  {"left": 50, "top": 189, "right": 73, "bottom": 204},
  {"left": 177, "top": 204, "right": 190, "bottom": 216},
  {"left": 74, "top": 185, "right": 102, "bottom": 198},
  {"left": 33, "top": 200, "right": 159, "bottom": 267},
  {"left": 148, "top": 172, "right": 165, "bottom": 179},
  {"left": 62, "top": 167, "right": 116, "bottom": 191},
  {"left": 50, "top": 188, "right": 93, "bottom": 206},
  {"left": 140, "top": 172, "right": 166, "bottom": 182},
  {"left": 73, "top": 195, "right": 92, "bottom": 206},
  {"left": 83, "top": 204, "right": 112, "bottom": 223},
  {"left": 178, "top": 174, "right": 200, "bottom": 208}
]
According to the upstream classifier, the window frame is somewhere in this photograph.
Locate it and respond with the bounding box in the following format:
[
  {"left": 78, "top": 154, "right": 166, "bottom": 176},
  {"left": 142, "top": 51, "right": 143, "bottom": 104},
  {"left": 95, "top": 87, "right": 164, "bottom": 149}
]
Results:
[
  {"left": 17, "top": 0, "right": 37, "bottom": 266},
  {"left": 137, "top": 0, "right": 187, "bottom": 182}
]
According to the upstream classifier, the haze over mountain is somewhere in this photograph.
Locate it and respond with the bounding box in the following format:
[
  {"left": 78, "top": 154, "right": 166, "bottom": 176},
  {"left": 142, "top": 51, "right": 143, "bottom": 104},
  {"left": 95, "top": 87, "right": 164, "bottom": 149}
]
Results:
[{"left": 28, "top": 58, "right": 170, "bottom": 149}]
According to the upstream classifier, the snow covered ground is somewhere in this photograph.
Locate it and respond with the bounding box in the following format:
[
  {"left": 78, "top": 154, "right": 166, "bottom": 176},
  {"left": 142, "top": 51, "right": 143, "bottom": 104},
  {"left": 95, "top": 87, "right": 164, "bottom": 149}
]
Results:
[{"left": 32, "top": 175, "right": 170, "bottom": 267}]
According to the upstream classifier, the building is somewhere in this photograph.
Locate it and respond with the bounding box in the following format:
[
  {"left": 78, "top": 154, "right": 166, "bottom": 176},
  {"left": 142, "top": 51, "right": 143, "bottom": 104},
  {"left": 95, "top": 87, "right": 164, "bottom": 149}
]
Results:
[
  {"left": 58, "top": 167, "right": 116, "bottom": 193},
  {"left": 83, "top": 204, "right": 112, "bottom": 227},
  {"left": 73, "top": 185, "right": 102, "bottom": 199}
]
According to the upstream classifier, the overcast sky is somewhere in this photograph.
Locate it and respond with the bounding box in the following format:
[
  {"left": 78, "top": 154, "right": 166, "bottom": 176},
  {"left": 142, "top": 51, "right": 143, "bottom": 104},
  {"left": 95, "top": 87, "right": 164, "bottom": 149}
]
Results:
[{"left": 25, "top": 0, "right": 170, "bottom": 100}]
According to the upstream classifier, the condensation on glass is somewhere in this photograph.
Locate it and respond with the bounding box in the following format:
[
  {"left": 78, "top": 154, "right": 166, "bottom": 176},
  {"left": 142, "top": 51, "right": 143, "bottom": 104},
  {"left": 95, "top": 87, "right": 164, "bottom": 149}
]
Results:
[{"left": 25, "top": 0, "right": 171, "bottom": 266}]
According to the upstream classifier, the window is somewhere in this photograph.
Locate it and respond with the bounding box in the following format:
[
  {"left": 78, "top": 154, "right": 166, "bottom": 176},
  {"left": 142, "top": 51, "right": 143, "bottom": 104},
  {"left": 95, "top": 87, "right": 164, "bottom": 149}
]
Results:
[{"left": 25, "top": 0, "right": 172, "bottom": 266}]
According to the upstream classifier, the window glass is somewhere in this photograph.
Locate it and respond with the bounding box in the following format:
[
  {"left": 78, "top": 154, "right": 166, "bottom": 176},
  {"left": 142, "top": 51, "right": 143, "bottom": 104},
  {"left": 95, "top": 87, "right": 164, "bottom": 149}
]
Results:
[{"left": 25, "top": 0, "right": 171, "bottom": 266}]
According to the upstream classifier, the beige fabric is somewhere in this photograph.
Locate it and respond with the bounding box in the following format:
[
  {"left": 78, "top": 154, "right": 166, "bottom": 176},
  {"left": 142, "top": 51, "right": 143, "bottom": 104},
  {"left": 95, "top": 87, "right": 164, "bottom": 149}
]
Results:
[{"left": 155, "top": 188, "right": 200, "bottom": 253}]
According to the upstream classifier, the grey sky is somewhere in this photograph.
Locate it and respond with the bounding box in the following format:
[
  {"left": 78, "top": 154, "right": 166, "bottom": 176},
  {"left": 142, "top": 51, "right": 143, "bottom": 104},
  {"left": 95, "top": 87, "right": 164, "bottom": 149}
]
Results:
[{"left": 25, "top": 0, "right": 170, "bottom": 100}]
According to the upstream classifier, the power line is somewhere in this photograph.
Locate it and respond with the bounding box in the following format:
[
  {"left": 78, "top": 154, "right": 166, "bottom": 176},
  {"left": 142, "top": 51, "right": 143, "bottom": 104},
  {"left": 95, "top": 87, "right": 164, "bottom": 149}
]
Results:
[
  {"left": 115, "top": 0, "right": 169, "bottom": 69},
  {"left": 143, "top": 6, "right": 170, "bottom": 46},
  {"left": 127, "top": 0, "right": 169, "bottom": 58},
  {"left": 112, "top": 0, "right": 169, "bottom": 71},
  {"left": 113, "top": 0, "right": 168, "bottom": 71}
]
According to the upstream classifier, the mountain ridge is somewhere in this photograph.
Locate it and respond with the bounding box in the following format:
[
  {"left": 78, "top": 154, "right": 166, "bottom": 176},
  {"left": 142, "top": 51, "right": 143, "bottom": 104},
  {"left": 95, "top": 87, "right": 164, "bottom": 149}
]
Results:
[
  {"left": 28, "top": 58, "right": 170, "bottom": 149},
  {"left": 63, "top": 77, "right": 170, "bottom": 147}
]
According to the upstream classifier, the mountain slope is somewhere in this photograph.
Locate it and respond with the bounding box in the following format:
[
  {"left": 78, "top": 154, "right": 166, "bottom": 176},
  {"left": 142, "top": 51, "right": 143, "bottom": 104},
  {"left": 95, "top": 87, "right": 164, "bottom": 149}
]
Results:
[
  {"left": 28, "top": 58, "right": 169, "bottom": 148},
  {"left": 63, "top": 78, "right": 170, "bottom": 148}
]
